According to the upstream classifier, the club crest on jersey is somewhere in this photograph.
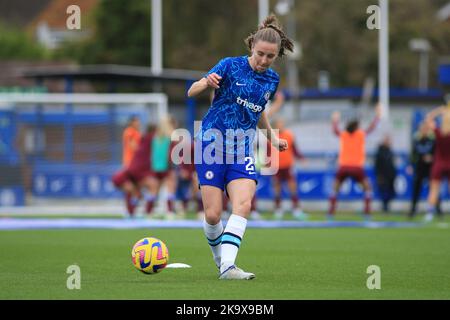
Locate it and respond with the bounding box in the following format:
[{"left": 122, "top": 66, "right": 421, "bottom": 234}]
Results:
[
  {"left": 264, "top": 91, "right": 271, "bottom": 101},
  {"left": 205, "top": 171, "right": 214, "bottom": 180}
]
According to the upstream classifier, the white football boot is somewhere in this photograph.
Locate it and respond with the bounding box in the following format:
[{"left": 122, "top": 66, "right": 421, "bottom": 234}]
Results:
[{"left": 219, "top": 265, "right": 255, "bottom": 280}]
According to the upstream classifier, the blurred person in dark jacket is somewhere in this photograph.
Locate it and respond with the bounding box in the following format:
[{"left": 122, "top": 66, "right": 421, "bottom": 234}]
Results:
[{"left": 374, "top": 135, "right": 397, "bottom": 213}]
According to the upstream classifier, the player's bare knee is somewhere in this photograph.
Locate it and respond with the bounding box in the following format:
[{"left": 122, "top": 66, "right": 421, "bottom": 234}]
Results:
[
  {"left": 204, "top": 209, "right": 221, "bottom": 224},
  {"left": 233, "top": 199, "right": 252, "bottom": 215}
]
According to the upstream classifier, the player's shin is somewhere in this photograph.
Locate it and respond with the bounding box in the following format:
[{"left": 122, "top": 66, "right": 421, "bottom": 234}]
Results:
[
  {"left": 364, "top": 191, "right": 373, "bottom": 215},
  {"left": 328, "top": 191, "right": 337, "bottom": 215},
  {"left": 220, "top": 214, "right": 247, "bottom": 273},
  {"left": 203, "top": 218, "right": 224, "bottom": 268},
  {"left": 143, "top": 191, "right": 156, "bottom": 214},
  {"left": 125, "top": 193, "right": 139, "bottom": 216},
  {"left": 167, "top": 193, "right": 176, "bottom": 213}
]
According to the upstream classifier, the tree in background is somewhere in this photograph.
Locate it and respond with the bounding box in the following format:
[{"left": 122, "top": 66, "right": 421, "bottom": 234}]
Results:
[
  {"left": 54, "top": 0, "right": 150, "bottom": 65},
  {"left": 296, "top": 0, "right": 450, "bottom": 88},
  {"left": 53, "top": 0, "right": 449, "bottom": 89},
  {"left": 0, "top": 23, "right": 47, "bottom": 60}
]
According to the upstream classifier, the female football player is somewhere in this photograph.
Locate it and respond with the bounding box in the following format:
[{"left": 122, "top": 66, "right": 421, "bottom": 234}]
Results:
[{"left": 187, "top": 15, "right": 293, "bottom": 280}]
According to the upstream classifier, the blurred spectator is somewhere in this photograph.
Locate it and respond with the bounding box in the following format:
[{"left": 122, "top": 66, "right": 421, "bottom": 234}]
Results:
[{"left": 374, "top": 135, "right": 397, "bottom": 213}]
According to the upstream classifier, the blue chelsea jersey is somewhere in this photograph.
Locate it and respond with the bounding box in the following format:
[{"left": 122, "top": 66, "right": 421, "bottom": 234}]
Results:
[{"left": 198, "top": 56, "right": 279, "bottom": 156}]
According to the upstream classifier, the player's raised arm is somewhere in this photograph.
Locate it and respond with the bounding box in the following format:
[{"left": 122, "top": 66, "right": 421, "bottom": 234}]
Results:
[
  {"left": 365, "top": 103, "right": 382, "bottom": 135},
  {"left": 331, "top": 111, "right": 341, "bottom": 136}
]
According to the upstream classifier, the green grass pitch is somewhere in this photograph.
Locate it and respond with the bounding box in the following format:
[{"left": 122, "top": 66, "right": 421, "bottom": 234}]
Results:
[{"left": 1, "top": 224, "right": 450, "bottom": 299}]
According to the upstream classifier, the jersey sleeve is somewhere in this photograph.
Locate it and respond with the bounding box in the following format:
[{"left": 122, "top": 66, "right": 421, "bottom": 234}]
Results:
[
  {"left": 265, "top": 72, "right": 280, "bottom": 101},
  {"left": 270, "top": 79, "right": 280, "bottom": 101},
  {"left": 205, "top": 57, "right": 231, "bottom": 79}
]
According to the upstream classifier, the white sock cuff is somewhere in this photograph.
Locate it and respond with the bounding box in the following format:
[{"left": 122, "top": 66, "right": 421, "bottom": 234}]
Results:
[
  {"left": 224, "top": 214, "right": 247, "bottom": 236},
  {"left": 203, "top": 218, "right": 224, "bottom": 239}
]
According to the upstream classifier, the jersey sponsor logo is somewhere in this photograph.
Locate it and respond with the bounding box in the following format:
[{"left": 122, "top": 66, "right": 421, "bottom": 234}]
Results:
[
  {"left": 236, "top": 82, "right": 246, "bottom": 86},
  {"left": 264, "top": 91, "right": 271, "bottom": 101},
  {"left": 236, "top": 96, "right": 263, "bottom": 113}
]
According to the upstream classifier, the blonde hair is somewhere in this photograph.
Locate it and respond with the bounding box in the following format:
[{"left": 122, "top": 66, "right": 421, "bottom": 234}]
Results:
[
  {"left": 442, "top": 108, "right": 450, "bottom": 135},
  {"left": 245, "top": 14, "right": 294, "bottom": 58},
  {"left": 156, "top": 115, "right": 174, "bottom": 137}
]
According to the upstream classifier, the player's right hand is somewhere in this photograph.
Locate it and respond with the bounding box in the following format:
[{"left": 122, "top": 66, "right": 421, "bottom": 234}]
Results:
[{"left": 206, "top": 73, "right": 222, "bottom": 89}]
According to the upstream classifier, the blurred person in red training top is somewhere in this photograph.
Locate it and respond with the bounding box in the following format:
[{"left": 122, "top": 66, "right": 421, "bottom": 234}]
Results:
[
  {"left": 327, "top": 105, "right": 381, "bottom": 221},
  {"left": 248, "top": 90, "right": 286, "bottom": 220},
  {"left": 112, "top": 124, "right": 156, "bottom": 217},
  {"left": 423, "top": 104, "right": 450, "bottom": 222},
  {"left": 122, "top": 115, "right": 141, "bottom": 167},
  {"left": 267, "top": 117, "right": 308, "bottom": 220}
]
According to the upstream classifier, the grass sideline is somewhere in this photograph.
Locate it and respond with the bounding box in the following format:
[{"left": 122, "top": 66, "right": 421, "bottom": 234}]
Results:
[
  {"left": 1, "top": 225, "right": 449, "bottom": 299},
  {"left": 1, "top": 210, "right": 449, "bottom": 222}
]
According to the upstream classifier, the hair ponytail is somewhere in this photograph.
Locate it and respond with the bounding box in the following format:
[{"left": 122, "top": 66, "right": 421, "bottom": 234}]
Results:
[{"left": 245, "top": 14, "right": 294, "bottom": 58}]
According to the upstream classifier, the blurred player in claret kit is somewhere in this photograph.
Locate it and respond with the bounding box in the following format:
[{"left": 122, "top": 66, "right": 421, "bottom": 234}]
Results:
[
  {"left": 423, "top": 103, "right": 450, "bottom": 222},
  {"left": 112, "top": 124, "right": 156, "bottom": 217}
]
